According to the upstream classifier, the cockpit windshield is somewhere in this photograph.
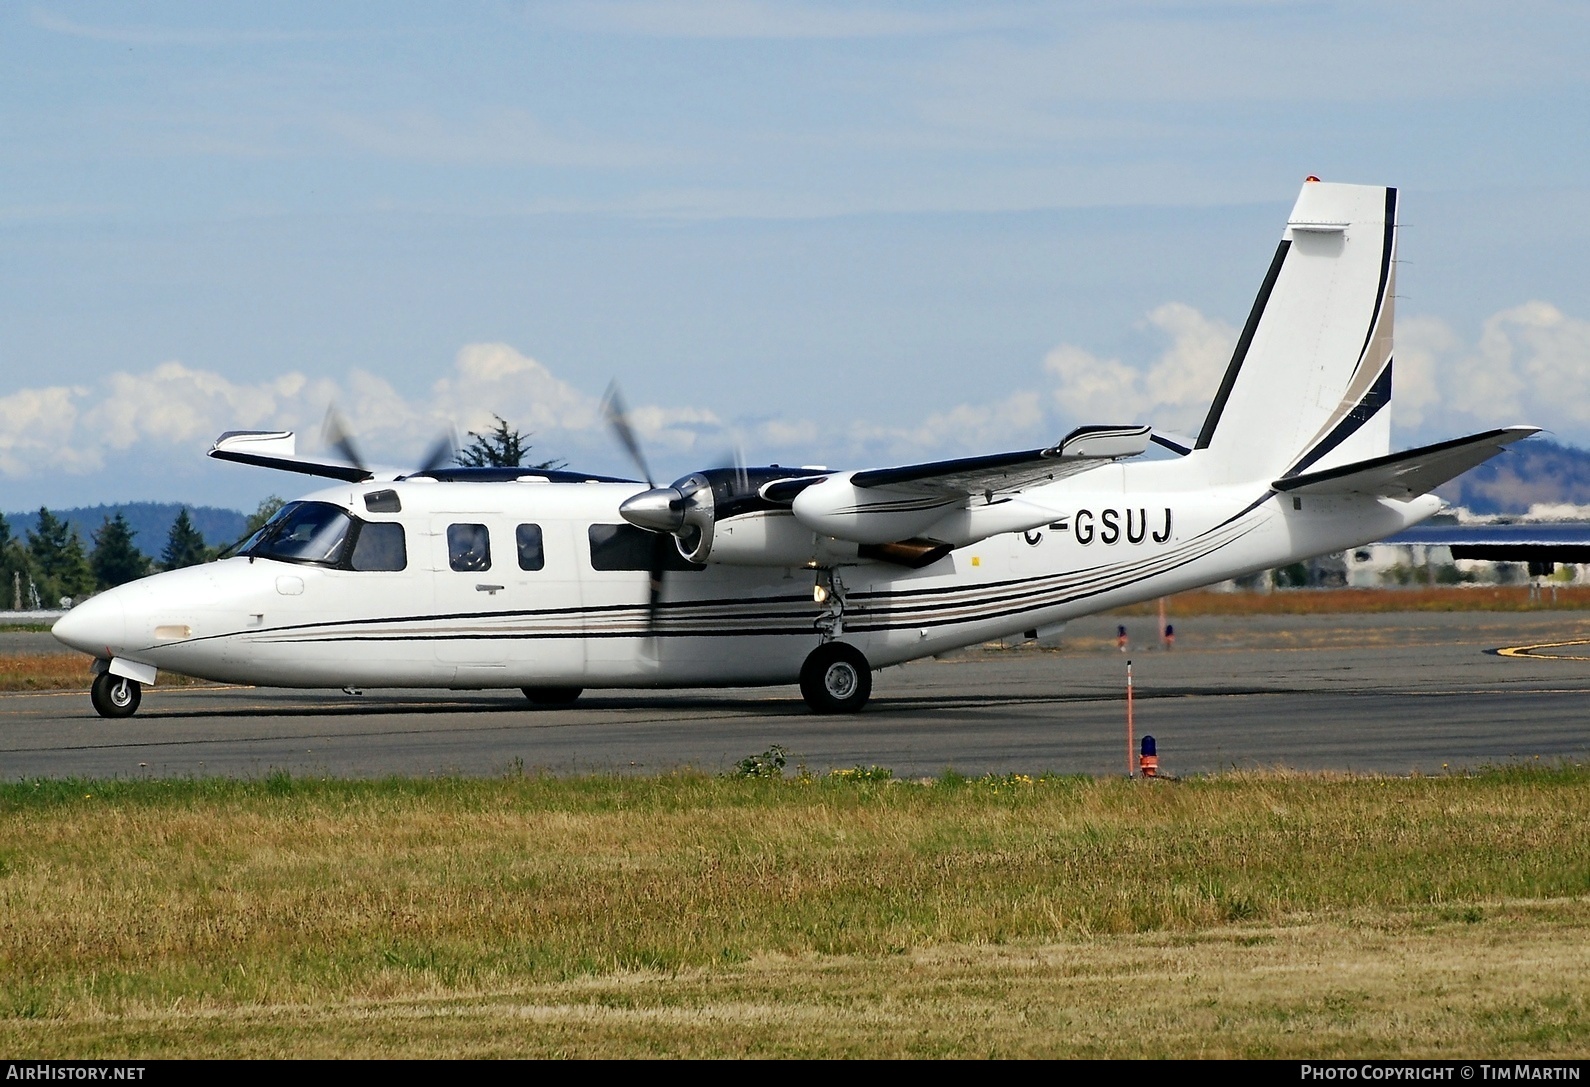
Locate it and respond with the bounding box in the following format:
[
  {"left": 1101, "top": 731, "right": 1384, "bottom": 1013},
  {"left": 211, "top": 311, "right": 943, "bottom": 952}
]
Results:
[{"left": 240, "top": 501, "right": 354, "bottom": 566}]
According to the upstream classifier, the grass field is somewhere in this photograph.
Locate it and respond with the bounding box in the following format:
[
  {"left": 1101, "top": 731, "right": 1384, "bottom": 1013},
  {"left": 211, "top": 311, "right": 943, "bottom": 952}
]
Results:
[
  {"left": 0, "top": 654, "right": 206, "bottom": 692},
  {"left": 1, "top": 767, "right": 1586, "bottom": 1057}
]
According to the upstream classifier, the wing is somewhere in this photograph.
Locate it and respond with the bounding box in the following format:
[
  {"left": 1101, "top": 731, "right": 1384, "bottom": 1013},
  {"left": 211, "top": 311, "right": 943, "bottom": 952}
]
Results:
[
  {"left": 208, "top": 431, "right": 374, "bottom": 483},
  {"left": 785, "top": 425, "right": 1152, "bottom": 548},
  {"left": 848, "top": 424, "right": 1152, "bottom": 499},
  {"left": 1272, "top": 426, "right": 1539, "bottom": 499}
]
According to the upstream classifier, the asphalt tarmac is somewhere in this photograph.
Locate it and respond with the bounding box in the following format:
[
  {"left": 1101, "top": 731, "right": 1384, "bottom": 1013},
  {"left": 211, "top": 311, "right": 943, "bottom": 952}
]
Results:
[{"left": 4, "top": 610, "right": 1590, "bottom": 780}]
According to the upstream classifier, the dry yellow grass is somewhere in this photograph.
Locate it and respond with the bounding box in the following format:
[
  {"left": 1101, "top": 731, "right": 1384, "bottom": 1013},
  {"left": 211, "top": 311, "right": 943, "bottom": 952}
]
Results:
[
  {"left": 0, "top": 653, "right": 208, "bottom": 691},
  {"left": 13, "top": 903, "right": 1588, "bottom": 1058},
  {"left": 0, "top": 769, "right": 1586, "bottom": 1056}
]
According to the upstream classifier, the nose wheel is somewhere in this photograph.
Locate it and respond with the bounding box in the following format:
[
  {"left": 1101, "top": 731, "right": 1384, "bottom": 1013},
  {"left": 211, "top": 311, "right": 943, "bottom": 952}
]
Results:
[
  {"left": 91, "top": 672, "right": 142, "bottom": 719},
  {"left": 799, "top": 643, "right": 872, "bottom": 714}
]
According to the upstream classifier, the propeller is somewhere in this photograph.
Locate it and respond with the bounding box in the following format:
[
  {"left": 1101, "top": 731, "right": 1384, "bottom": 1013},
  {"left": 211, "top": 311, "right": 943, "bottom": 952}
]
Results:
[
  {"left": 601, "top": 382, "right": 674, "bottom": 629},
  {"left": 321, "top": 408, "right": 367, "bottom": 472},
  {"left": 600, "top": 385, "right": 774, "bottom": 631},
  {"left": 417, "top": 427, "right": 458, "bottom": 473},
  {"left": 601, "top": 382, "right": 654, "bottom": 487},
  {"left": 321, "top": 407, "right": 456, "bottom": 479}
]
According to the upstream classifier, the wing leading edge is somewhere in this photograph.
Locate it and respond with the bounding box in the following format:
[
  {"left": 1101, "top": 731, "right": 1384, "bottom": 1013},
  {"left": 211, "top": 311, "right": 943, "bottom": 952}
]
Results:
[{"left": 848, "top": 424, "right": 1152, "bottom": 498}]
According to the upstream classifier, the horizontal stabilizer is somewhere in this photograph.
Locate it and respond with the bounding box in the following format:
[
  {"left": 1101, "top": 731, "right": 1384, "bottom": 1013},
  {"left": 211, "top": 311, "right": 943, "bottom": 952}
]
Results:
[
  {"left": 849, "top": 424, "right": 1150, "bottom": 498},
  {"left": 1272, "top": 426, "right": 1538, "bottom": 499},
  {"left": 208, "top": 430, "right": 373, "bottom": 483}
]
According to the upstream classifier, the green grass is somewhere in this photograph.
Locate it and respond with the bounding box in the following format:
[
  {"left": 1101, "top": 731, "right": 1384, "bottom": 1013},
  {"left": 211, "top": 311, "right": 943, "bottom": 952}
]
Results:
[{"left": 1, "top": 766, "right": 1587, "bottom": 1056}]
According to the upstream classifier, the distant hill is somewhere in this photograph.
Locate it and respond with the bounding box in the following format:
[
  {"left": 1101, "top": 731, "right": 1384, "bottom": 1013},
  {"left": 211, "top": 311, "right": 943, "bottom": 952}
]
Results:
[
  {"left": 1434, "top": 438, "right": 1590, "bottom": 515},
  {"left": 2, "top": 503, "right": 249, "bottom": 556}
]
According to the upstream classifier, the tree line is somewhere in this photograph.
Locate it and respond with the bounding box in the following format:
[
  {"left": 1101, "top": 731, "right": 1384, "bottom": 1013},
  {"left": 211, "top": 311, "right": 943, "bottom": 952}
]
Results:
[{"left": 0, "top": 497, "right": 284, "bottom": 610}]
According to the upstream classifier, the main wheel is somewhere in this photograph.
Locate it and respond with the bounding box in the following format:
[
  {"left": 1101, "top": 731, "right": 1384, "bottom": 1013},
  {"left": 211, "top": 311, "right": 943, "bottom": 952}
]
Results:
[
  {"left": 91, "top": 672, "right": 142, "bottom": 719},
  {"left": 522, "top": 686, "right": 583, "bottom": 707},
  {"left": 799, "top": 643, "right": 872, "bottom": 714}
]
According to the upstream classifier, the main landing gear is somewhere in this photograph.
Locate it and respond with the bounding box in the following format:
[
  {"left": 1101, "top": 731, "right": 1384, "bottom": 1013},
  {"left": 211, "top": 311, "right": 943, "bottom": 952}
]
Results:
[
  {"left": 799, "top": 643, "right": 872, "bottom": 715},
  {"left": 522, "top": 687, "right": 583, "bottom": 707},
  {"left": 91, "top": 672, "right": 141, "bottom": 719}
]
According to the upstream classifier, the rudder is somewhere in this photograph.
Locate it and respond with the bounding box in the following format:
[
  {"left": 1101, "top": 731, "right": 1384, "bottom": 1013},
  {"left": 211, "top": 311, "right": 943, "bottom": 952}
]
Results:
[{"left": 1195, "top": 180, "right": 1397, "bottom": 484}]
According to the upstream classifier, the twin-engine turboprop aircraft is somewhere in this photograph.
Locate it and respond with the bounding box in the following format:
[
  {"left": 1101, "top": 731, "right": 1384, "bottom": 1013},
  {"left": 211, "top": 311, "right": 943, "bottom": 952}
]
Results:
[{"left": 55, "top": 179, "right": 1538, "bottom": 718}]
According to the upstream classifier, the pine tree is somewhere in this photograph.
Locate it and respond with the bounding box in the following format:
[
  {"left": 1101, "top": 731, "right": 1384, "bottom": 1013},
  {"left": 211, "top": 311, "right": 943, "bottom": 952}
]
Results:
[
  {"left": 0, "top": 516, "right": 31, "bottom": 611},
  {"left": 245, "top": 495, "right": 287, "bottom": 536},
  {"left": 91, "top": 513, "right": 149, "bottom": 588},
  {"left": 455, "top": 415, "right": 565, "bottom": 470},
  {"left": 161, "top": 508, "right": 209, "bottom": 570},
  {"left": 27, "top": 508, "right": 95, "bottom": 604}
]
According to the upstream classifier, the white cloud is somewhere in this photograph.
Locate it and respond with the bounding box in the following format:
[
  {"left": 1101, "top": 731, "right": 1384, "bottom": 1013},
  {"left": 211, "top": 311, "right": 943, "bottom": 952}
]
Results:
[
  {"left": 1400, "top": 302, "right": 1590, "bottom": 439},
  {"left": 1043, "top": 302, "right": 1236, "bottom": 436},
  {"left": 4, "top": 299, "right": 1585, "bottom": 505}
]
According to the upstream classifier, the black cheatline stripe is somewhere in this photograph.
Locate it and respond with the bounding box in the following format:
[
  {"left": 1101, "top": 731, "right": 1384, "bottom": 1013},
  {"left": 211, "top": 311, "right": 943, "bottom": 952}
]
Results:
[
  {"left": 831, "top": 498, "right": 957, "bottom": 515},
  {"left": 1195, "top": 239, "right": 1291, "bottom": 450},
  {"left": 1283, "top": 360, "right": 1394, "bottom": 478},
  {"left": 847, "top": 524, "right": 1261, "bottom": 634},
  {"left": 188, "top": 590, "right": 821, "bottom": 646},
  {"left": 1353, "top": 187, "right": 1398, "bottom": 374},
  {"left": 229, "top": 522, "right": 1258, "bottom": 646},
  {"left": 849, "top": 515, "right": 1262, "bottom": 626},
  {"left": 273, "top": 512, "right": 1261, "bottom": 645},
  {"left": 202, "top": 503, "right": 1274, "bottom": 648}
]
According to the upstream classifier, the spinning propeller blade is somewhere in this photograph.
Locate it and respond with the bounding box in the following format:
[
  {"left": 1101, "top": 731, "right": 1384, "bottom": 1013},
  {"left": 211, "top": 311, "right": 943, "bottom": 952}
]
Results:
[
  {"left": 601, "top": 382, "right": 654, "bottom": 487},
  {"left": 321, "top": 408, "right": 367, "bottom": 470},
  {"left": 417, "top": 428, "right": 457, "bottom": 473}
]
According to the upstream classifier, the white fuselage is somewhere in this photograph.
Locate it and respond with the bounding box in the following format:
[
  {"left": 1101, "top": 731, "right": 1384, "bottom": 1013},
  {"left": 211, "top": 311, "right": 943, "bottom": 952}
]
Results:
[{"left": 53, "top": 461, "right": 1439, "bottom": 691}]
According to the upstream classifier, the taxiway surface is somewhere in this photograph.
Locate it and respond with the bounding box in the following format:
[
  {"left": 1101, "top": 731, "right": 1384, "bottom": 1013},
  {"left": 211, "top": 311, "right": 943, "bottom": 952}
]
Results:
[{"left": 4, "top": 610, "right": 1590, "bottom": 779}]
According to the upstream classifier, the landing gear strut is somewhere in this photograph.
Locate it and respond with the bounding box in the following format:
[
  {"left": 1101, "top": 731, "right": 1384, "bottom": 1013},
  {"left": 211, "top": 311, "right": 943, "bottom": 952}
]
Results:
[
  {"left": 799, "top": 643, "right": 872, "bottom": 714},
  {"left": 91, "top": 671, "right": 141, "bottom": 719}
]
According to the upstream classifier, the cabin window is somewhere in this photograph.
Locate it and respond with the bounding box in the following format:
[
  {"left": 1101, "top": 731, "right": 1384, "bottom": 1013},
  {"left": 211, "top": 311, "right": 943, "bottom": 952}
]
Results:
[
  {"left": 516, "top": 524, "right": 545, "bottom": 571},
  {"left": 350, "top": 521, "right": 407, "bottom": 571},
  {"left": 243, "top": 501, "right": 353, "bottom": 566},
  {"left": 363, "top": 489, "right": 401, "bottom": 514},
  {"left": 447, "top": 523, "right": 492, "bottom": 572},
  {"left": 588, "top": 524, "right": 704, "bottom": 572}
]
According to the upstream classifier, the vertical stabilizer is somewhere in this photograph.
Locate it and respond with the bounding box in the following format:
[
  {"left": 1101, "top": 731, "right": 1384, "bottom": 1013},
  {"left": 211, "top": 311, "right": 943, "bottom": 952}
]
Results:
[{"left": 1195, "top": 180, "right": 1397, "bottom": 484}]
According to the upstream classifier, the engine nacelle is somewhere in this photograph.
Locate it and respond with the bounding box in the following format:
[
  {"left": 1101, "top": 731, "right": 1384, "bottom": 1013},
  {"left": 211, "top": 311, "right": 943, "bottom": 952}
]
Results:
[
  {"left": 790, "top": 473, "right": 957, "bottom": 545},
  {"left": 704, "top": 511, "right": 860, "bottom": 567}
]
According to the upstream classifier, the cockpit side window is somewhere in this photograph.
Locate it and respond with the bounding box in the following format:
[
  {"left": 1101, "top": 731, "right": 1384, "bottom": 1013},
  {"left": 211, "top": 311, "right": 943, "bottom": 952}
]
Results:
[
  {"left": 447, "top": 523, "right": 492, "bottom": 572},
  {"left": 350, "top": 521, "right": 407, "bottom": 571},
  {"left": 242, "top": 501, "right": 354, "bottom": 566},
  {"left": 363, "top": 489, "right": 402, "bottom": 514}
]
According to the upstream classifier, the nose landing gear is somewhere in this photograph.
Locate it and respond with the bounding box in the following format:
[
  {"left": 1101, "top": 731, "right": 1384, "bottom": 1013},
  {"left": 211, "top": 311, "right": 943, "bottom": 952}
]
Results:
[{"left": 91, "top": 672, "right": 142, "bottom": 719}]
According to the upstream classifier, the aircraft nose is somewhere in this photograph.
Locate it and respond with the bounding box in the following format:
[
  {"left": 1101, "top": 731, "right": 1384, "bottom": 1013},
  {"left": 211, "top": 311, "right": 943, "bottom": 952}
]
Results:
[{"left": 52, "top": 592, "right": 128, "bottom": 657}]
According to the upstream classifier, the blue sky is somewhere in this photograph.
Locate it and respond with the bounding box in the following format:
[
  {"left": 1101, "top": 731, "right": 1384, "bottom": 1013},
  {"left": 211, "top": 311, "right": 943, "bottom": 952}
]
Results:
[{"left": 4, "top": 1, "right": 1590, "bottom": 512}]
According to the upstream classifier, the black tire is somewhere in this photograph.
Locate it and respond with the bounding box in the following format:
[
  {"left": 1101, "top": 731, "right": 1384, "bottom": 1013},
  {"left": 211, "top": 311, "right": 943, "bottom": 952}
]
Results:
[
  {"left": 91, "top": 671, "right": 141, "bottom": 719},
  {"left": 799, "top": 643, "right": 872, "bottom": 714},
  {"left": 522, "top": 686, "right": 583, "bottom": 707}
]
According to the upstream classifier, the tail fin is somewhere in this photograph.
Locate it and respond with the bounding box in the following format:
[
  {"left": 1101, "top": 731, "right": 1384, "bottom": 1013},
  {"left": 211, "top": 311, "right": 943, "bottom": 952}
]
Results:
[{"left": 1195, "top": 180, "right": 1397, "bottom": 484}]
